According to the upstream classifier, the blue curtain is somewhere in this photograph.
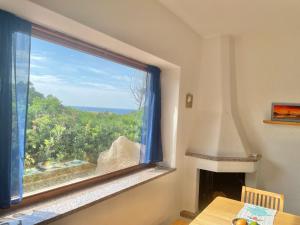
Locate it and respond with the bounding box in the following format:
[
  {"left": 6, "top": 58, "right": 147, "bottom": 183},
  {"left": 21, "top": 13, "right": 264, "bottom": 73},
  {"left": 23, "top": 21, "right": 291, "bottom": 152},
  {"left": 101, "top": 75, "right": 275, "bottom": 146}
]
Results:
[
  {"left": 0, "top": 10, "right": 31, "bottom": 208},
  {"left": 141, "top": 65, "right": 163, "bottom": 164}
]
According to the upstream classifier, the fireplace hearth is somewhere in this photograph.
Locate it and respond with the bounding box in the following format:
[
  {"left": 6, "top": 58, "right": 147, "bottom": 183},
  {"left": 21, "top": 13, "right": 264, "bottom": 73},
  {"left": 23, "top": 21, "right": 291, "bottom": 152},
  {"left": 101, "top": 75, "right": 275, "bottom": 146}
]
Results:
[{"left": 198, "top": 169, "right": 245, "bottom": 211}]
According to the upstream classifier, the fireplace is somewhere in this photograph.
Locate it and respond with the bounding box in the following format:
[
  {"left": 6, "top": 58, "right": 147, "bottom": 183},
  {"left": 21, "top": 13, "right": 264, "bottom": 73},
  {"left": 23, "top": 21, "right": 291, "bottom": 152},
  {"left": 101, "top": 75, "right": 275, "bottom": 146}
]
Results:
[{"left": 198, "top": 169, "right": 245, "bottom": 211}]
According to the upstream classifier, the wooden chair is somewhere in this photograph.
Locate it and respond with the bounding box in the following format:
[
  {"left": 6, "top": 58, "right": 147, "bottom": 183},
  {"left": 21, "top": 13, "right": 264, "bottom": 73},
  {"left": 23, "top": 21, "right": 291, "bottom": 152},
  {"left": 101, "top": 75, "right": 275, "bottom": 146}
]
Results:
[
  {"left": 241, "top": 186, "right": 284, "bottom": 211},
  {"left": 170, "top": 219, "right": 190, "bottom": 225}
]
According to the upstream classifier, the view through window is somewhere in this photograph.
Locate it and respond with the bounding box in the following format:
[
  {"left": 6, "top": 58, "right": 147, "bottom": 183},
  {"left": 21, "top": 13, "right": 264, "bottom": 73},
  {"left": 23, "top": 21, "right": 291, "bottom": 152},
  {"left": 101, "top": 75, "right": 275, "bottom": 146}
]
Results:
[{"left": 25, "top": 36, "right": 147, "bottom": 194}]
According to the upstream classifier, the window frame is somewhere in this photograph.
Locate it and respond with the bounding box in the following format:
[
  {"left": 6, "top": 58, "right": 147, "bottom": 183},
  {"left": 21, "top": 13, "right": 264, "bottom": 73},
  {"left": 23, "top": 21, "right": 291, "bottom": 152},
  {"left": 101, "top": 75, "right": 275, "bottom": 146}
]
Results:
[
  {"left": 15, "top": 24, "right": 152, "bottom": 209},
  {"left": 32, "top": 24, "right": 148, "bottom": 71}
]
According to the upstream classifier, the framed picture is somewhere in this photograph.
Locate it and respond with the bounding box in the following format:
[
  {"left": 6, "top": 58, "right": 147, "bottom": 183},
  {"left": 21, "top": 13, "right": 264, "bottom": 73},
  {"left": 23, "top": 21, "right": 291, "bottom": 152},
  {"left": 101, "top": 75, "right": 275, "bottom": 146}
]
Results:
[{"left": 271, "top": 103, "right": 300, "bottom": 122}]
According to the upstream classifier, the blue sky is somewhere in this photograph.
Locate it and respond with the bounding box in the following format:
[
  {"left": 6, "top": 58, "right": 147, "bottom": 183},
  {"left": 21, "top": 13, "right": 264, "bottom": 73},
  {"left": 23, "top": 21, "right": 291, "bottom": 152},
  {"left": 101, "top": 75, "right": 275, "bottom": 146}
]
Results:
[{"left": 30, "top": 37, "right": 147, "bottom": 110}]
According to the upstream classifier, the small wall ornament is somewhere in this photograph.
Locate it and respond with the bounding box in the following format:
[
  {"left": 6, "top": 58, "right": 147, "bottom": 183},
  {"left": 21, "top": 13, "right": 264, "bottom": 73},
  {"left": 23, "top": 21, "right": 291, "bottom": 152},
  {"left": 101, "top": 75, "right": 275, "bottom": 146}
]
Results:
[{"left": 186, "top": 93, "right": 193, "bottom": 108}]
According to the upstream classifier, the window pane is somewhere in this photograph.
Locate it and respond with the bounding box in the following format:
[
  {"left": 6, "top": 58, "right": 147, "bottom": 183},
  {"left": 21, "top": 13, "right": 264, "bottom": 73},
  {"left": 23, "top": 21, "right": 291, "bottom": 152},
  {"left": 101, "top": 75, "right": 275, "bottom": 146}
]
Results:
[{"left": 25, "top": 37, "right": 147, "bottom": 194}]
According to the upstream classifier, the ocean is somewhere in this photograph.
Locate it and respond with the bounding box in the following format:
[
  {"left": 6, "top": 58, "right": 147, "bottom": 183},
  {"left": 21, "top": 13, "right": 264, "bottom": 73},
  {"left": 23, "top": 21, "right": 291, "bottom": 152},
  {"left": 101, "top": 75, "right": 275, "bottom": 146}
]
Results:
[{"left": 70, "top": 106, "right": 136, "bottom": 115}]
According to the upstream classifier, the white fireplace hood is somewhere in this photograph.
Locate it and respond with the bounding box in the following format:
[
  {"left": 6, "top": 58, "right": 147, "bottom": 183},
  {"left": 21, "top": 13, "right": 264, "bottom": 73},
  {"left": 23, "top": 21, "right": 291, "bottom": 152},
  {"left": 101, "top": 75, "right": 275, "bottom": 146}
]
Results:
[
  {"left": 188, "top": 35, "right": 258, "bottom": 161},
  {"left": 182, "top": 36, "right": 261, "bottom": 213}
]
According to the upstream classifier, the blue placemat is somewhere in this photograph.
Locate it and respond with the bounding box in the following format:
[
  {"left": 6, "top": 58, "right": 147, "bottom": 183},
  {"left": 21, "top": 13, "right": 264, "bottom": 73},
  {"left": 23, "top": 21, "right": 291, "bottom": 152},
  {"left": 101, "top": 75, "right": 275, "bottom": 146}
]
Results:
[{"left": 236, "top": 203, "right": 276, "bottom": 225}]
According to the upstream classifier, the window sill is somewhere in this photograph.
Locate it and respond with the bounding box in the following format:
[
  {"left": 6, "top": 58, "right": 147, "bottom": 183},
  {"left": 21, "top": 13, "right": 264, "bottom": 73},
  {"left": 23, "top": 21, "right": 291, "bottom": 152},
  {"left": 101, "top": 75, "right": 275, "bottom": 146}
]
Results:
[{"left": 0, "top": 166, "right": 175, "bottom": 225}]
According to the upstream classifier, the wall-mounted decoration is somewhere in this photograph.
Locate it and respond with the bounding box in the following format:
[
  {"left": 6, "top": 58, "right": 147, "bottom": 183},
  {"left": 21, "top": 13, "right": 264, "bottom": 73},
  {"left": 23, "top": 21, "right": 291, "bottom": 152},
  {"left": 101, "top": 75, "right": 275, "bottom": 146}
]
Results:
[
  {"left": 271, "top": 103, "right": 300, "bottom": 122},
  {"left": 186, "top": 93, "right": 193, "bottom": 108}
]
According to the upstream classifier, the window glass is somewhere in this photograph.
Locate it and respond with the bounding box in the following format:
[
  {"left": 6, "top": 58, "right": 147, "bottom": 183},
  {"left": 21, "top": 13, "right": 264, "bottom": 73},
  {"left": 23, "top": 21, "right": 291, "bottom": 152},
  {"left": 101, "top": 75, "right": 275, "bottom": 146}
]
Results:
[{"left": 25, "top": 37, "right": 147, "bottom": 194}]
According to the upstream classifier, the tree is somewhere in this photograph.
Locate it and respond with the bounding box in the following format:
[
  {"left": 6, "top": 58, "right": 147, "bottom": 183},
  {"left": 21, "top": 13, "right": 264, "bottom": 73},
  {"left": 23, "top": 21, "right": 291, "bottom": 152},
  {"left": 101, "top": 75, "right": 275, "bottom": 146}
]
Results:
[
  {"left": 28, "top": 82, "right": 43, "bottom": 104},
  {"left": 130, "top": 74, "right": 147, "bottom": 110}
]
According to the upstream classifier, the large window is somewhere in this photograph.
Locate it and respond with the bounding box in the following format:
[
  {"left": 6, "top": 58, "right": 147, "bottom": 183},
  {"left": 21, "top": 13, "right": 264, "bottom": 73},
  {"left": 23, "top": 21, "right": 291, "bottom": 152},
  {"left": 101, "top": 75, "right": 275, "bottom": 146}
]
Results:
[{"left": 24, "top": 34, "right": 148, "bottom": 195}]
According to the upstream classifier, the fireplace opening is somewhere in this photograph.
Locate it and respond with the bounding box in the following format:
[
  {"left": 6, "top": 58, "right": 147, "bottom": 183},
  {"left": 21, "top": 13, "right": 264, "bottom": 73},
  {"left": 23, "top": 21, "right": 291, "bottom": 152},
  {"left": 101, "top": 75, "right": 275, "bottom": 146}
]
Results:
[{"left": 198, "top": 169, "right": 245, "bottom": 211}]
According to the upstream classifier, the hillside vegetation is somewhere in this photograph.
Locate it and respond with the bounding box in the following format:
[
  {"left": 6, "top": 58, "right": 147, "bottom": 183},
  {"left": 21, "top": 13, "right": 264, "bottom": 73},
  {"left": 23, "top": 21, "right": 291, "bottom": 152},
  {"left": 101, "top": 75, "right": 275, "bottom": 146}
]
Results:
[{"left": 25, "top": 84, "right": 143, "bottom": 168}]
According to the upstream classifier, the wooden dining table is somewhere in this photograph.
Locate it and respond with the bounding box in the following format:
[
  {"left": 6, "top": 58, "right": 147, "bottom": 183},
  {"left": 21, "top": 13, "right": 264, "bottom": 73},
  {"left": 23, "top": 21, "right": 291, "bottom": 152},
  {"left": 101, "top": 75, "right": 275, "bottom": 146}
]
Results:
[{"left": 190, "top": 197, "right": 300, "bottom": 225}]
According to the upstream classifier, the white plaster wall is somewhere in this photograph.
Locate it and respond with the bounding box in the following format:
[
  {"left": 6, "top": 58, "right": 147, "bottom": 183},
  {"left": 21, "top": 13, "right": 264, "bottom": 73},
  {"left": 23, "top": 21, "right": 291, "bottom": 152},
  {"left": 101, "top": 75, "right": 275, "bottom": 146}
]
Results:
[
  {"left": 51, "top": 172, "right": 179, "bottom": 225},
  {"left": 0, "top": 0, "right": 203, "bottom": 224},
  {"left": 190, "top": 38, "right": 223, "bottom": 155},
  {"left": 234, "top": 32, "right": 300, "bottom": 214}
]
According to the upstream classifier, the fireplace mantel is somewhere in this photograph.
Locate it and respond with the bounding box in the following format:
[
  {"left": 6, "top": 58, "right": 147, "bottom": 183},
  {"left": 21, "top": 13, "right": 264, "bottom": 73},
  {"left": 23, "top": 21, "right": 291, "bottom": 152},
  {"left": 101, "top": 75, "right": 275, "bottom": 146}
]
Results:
[
  {"left": 186, "top": 151, "right": 261, "bottom": 162},
  {"left": 185, "top": 150, "right": 261, "bottom": 173}
]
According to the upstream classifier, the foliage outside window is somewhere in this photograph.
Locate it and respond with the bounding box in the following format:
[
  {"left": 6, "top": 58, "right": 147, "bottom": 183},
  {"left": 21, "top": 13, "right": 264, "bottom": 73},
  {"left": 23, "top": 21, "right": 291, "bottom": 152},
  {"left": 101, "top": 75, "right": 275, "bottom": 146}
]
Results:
[{"left": 24, "top": 36, "right": 147, "bottom": 194}]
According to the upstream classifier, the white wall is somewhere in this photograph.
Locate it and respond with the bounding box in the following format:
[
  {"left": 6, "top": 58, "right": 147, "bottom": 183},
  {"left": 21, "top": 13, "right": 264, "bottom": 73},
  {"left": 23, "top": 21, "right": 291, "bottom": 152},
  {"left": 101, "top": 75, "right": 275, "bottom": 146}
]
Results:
[
  {"left": 51, "top": 172, "right": 179, "bottom": 225},
  {"left": 2, "top": 0, "right": 202, "bottom": 224},
  {"left": 234, "top": 32, "right": 300, "bottom": 214}
]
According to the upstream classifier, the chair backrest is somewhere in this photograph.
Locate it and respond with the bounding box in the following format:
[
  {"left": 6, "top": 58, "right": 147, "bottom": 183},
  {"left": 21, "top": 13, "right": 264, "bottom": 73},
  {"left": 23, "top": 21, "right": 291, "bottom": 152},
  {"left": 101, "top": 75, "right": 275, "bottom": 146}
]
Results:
[{"left": 241, "top": 186, "right": 284, "bottom": 211}]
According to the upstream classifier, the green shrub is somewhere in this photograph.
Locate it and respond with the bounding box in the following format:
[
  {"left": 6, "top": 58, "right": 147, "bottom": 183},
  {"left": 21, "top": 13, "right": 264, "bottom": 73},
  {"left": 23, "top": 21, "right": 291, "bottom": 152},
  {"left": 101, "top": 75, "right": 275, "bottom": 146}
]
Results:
[{"left": 25, "top": 85, "right": 143, "bottom": 167}]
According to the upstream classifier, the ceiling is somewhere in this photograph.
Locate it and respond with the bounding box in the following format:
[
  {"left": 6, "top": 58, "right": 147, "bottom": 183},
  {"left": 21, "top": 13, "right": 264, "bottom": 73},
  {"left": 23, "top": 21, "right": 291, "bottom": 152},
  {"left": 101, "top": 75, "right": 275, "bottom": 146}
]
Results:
[{"left": 158, "top": 0, "right": 300, "bottom": 36}]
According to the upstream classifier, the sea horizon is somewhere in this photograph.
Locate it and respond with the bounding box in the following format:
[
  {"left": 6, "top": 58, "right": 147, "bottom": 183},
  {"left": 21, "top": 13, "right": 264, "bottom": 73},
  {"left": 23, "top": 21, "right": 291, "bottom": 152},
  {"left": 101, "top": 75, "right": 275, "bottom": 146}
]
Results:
[{"left": 69, "top": 105, "right": 136, "bottom": 115}]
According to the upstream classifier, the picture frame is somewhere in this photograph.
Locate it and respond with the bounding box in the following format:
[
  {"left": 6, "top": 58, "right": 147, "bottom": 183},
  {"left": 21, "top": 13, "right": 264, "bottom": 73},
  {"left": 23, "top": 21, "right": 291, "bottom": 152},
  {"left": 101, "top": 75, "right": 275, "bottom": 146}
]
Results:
[{"left": 271, "top": 102, "right": 300, "bottom": 122}]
